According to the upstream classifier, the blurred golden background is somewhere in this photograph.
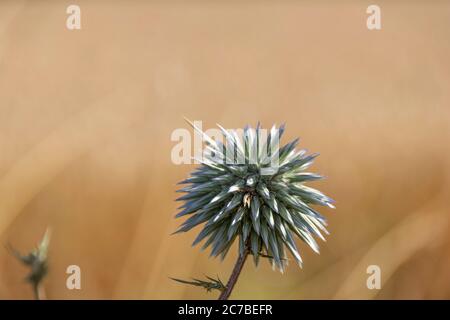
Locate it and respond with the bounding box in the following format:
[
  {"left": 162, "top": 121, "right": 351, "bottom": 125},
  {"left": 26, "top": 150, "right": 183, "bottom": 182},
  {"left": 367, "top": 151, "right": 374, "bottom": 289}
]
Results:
[{"left": 0, "top": 0, "right": 449, "bottom": 299}]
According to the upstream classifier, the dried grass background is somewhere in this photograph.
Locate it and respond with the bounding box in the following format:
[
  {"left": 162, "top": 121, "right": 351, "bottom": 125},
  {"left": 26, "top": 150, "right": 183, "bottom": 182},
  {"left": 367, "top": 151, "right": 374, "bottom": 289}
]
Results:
[{"left": 0, "top": 0, "right": 449, "bottom": 299}]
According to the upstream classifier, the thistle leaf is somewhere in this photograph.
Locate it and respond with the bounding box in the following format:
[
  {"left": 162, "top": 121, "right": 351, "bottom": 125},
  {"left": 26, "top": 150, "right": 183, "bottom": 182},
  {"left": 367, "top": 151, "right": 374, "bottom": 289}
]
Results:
[{"left": 170, "top": 275, "right": 225, "bottom": 293}]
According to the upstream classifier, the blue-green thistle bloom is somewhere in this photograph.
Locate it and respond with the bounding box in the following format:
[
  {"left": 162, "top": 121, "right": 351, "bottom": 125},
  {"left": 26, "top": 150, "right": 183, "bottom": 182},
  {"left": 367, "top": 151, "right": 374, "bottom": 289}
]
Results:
[{"left": 175, "top": 122, "right": 334, "bottom": 272}]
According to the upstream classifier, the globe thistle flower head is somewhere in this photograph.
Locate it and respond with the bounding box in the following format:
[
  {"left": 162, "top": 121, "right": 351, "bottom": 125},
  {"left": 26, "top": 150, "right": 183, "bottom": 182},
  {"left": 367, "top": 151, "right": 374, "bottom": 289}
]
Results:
[{"left": 175, "top": 122, "right": 334, "bottom": 272}]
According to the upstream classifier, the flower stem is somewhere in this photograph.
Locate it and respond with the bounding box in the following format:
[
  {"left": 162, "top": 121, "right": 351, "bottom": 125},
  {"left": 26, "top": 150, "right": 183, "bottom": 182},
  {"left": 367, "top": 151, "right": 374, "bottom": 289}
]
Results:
[
  {"left": 32, "top": 283, "right": 46, "bottom": 300},
  {"left": 218, "top": 246, "right": 249, "bottom": 300},
  {"left": 32, "top": 283, "right": 40, "bottom": 300}
]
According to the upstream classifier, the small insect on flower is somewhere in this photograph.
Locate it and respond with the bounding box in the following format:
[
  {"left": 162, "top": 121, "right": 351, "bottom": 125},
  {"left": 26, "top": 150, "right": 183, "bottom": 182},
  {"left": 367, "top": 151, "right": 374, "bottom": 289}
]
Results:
[
  {"left": 243, "top": 193, "right": 252, "bottom": 208},
  {"left": 174, "top": 121, "right": 334, "bottom": 272}
]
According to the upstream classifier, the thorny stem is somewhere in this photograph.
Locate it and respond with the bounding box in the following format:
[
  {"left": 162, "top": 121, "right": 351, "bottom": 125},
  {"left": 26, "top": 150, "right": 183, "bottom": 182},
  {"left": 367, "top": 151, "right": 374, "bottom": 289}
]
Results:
[{"left": 218, "top": 245, "right": 249, "bottom": 300}]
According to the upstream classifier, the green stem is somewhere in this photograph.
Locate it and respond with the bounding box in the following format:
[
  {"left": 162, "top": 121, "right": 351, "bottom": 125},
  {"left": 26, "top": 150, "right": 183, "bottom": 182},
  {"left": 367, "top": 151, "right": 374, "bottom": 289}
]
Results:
[
  {"left": 32, "top": 282, "right": 46, "bottom": 300},
  {"left": 32, "top": 283, "right": 40, "bottom": 300}
]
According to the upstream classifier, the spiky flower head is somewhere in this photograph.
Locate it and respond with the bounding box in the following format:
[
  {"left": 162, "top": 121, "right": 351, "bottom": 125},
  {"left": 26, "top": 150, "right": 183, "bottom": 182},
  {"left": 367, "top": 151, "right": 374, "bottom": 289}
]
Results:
[{"left": 175, "top": 122, "right": 334, "bottom": 271}]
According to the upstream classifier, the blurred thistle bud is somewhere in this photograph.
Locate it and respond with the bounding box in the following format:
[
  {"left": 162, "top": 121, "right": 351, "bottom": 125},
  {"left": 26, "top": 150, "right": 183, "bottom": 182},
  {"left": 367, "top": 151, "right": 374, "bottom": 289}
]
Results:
[{"left": 8, "top": 228, "right": 51, "bottom": 300}]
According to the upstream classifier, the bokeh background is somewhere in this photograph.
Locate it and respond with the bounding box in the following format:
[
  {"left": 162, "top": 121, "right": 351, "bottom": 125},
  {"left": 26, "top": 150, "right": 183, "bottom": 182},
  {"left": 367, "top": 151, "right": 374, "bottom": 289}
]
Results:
[{"left": 0, "top": 0, "right": 449, "bottom": 299}]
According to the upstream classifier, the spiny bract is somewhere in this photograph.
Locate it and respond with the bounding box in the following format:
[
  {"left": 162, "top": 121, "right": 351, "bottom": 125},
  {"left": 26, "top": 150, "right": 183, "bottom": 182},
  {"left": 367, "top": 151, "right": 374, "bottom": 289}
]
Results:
[{"left": 174, "top": 122, "right": 334, "bottom": 271}]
